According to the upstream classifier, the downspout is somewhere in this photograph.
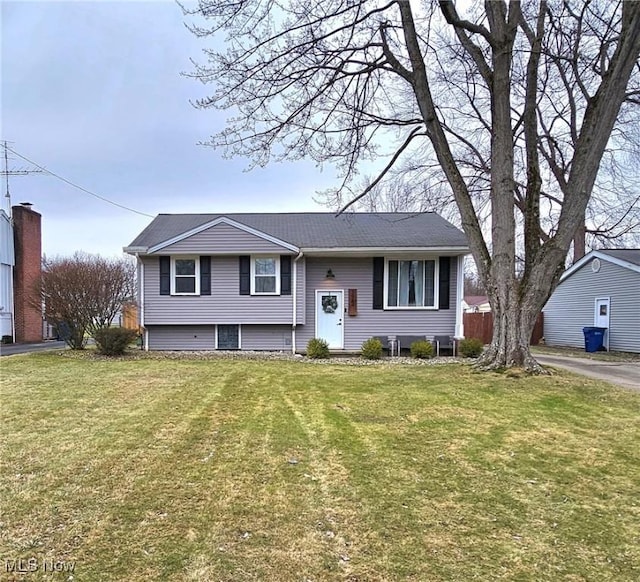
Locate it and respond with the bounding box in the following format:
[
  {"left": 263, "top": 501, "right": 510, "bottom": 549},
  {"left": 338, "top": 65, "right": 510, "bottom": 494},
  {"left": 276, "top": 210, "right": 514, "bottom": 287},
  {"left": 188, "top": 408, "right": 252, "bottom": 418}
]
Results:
[
  {"left": 9, "top": 264, "right": 15, "bottom": 343},
  {"left": 455, "top": 255, "right": 465, "bottom": 339},
  {"left": 292, "top": 250, "right": 304, "bottom": 354},
  {"left": 137, "top": 254, "right": 148, "bottom": 351}
]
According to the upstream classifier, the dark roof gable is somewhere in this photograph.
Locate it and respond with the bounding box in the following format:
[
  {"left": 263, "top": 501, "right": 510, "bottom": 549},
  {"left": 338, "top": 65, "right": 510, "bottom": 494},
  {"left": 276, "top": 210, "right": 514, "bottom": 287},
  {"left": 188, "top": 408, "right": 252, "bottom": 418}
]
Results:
[{"left": 127, "top": 212, "right": 468, "bottom": 251}]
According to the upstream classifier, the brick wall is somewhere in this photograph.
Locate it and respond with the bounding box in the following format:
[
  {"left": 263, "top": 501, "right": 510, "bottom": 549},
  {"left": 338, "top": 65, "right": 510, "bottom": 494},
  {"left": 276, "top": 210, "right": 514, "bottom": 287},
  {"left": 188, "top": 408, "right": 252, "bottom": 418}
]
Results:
[{"left": 13, "top": 204, "right": 43, "bottom": 342}]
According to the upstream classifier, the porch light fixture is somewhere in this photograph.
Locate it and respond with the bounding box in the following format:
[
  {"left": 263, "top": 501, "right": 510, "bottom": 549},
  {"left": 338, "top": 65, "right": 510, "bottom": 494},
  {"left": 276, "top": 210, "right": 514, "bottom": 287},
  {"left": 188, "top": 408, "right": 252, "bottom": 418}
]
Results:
[{"left": 325, "top": 269, "right": 335, "bottom": 279}]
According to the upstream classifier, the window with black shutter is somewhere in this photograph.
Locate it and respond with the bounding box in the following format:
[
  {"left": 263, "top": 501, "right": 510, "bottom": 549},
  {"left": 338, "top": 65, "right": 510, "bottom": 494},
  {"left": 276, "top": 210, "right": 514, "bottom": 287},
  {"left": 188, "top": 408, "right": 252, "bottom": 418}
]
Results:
[
  {"left": 239, "top": 256, "right": 251, "bottom": 295},
  {"left": 280, "top": 255, "right": 292, "bottom": 295},
  {"left": 438, "top": 257, "right": 451, "bottom": 310},
  {"left": 159, "top": 256, "right": 170, "bottom": 295},
  {"left": 200, "top": 256, "right": 211, "bottom": 295},
  {"left": 373, "top": 257, "right": 384, "bottom": 309}
]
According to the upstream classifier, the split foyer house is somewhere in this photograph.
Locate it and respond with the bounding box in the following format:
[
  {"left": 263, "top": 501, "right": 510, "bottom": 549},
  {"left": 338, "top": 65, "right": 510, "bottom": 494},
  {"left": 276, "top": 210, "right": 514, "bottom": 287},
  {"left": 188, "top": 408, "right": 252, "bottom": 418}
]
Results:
[{"left": 125, "top": 212, "right": 469, "bottom": 352}]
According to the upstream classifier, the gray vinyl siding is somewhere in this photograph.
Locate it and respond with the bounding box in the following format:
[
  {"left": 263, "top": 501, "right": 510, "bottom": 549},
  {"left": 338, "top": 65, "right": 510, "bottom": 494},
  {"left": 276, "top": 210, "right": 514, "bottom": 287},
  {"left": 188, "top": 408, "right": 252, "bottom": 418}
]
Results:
[
  {"left": 160, "top": 222, "right": 294, "bottom": 254},
  {"left": 147, "top": 324, "right": 291, "bottom": 351},
  {"left": 296, "top": 256, "right": 459, "bottom": 351},
  {"left": 242, "top": 325, "right": 292, "bottom": 350},
  {"left": 143, "top": 256, "right": 299, "bottom": 324},
  {"left": 544, "top": 259, "right": 640, "bottom": 353},
  {"left": 148, "top": 325, "right": 215, "bottom": 350}
]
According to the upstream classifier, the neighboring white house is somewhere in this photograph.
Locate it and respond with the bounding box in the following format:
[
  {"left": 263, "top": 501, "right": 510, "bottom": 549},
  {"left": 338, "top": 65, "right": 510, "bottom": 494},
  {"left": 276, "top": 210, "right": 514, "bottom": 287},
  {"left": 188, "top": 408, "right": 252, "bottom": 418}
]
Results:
[
  {"left": 543, "top": 249, "right": 640, "bottom": 353},
  {"left": 462, "top": 295, "right": 491, "bottom": 313},
  {"left": 0, "top": 205, "right": 14, "bottom": 340}
]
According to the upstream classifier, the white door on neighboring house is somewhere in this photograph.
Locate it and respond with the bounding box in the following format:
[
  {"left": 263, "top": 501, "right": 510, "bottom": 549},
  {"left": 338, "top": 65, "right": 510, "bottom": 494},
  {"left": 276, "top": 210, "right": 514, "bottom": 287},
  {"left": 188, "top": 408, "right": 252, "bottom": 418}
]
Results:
[
  {"left": 315, "top": 290, "right": 344, "bottom": 349},
  {"left": 594, "top": 297, "right": 610, "bottom": 350}
]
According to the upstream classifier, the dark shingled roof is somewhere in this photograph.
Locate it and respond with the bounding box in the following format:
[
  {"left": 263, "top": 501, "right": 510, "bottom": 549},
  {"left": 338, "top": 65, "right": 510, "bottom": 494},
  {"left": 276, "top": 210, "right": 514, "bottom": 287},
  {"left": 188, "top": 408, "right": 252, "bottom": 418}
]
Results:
[
  {"left": 599, "top": 249, "right": 640, "bottom": 267},
  {"left": 127, "top": 212, "right": 468, "bottom": 250}
]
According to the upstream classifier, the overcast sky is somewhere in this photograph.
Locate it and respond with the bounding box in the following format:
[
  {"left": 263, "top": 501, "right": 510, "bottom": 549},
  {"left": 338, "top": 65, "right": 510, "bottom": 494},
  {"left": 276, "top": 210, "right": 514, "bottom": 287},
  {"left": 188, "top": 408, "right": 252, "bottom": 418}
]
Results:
[{"left": 1, "top": 1, "right": 339, "bottom": 257}]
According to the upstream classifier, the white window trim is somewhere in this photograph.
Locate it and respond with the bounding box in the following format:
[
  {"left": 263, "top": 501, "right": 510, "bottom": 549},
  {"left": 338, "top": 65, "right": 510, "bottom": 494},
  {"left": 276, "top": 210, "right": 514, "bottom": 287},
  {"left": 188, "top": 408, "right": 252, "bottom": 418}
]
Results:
[
  {"left": 250, "top": 255, "right": 280, "bottom": 295},
  {"left": 383, "top": 257, "right": 440, "bottom": 310},
  {"left": 171, "top": 256, "right": 200, "bottom": 296}
]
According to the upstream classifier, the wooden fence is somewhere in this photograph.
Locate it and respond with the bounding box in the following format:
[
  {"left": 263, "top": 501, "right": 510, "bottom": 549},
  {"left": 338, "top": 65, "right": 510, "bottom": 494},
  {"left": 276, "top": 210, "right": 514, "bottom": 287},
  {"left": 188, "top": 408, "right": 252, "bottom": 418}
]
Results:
[
  {"left": 463, "top": 312, "right": 544, "bottom": 345},
  {"left": 121, "top": 303, "right": 139, "bottom": 331}
]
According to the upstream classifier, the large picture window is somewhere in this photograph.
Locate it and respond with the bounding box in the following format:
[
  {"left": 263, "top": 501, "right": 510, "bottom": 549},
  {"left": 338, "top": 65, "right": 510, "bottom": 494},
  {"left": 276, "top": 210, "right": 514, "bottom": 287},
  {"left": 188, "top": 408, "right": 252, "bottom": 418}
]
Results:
[
  {"left": 251, "top": 256, "right": 280, "bottom": 295},
  {"left": 172, "top": 257, "right": 200, "bottom": 295},
  {"left": 386, "top": 259, "right": 437, "bottom": 308}
]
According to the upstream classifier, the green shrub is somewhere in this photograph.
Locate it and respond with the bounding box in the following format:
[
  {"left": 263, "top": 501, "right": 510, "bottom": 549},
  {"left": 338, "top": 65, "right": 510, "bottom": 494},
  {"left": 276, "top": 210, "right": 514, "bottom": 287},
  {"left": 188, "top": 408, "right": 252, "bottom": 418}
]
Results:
[
  {"left": 410, "top": 340, "right": 433, "bottom": 359},
  {"left": 307, "top": 338, "right": 330, "bottom": 359},
  {"left": 361, "top": 337, "right": 383, "bottom": 360},
  {"left": 93, "top": 327, "right": 139, "bottom": 356},
  {"left": 459, "top": 337, "right": 484, "bottom": 358}
]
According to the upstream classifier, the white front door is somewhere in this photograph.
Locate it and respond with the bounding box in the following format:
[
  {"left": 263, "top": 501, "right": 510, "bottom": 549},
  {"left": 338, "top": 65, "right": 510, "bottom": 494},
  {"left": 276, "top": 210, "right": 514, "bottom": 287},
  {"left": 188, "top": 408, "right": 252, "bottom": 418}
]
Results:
[
  {"left": 594, "top": 297, "right": 610, "bottom": 350},
  {"left": 315, "top": 290, "right": 344, "bottom": 349}
]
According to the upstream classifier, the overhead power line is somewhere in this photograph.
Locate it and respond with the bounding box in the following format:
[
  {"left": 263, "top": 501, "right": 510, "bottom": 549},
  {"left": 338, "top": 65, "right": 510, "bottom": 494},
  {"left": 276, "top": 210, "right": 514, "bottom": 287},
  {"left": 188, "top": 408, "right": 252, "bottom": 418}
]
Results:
[
  {"left": 1, "top": 140, "right": 44, "bottom": 204},
  {"left": 2, "top": 144, "right": 154, "bottom": 218}
]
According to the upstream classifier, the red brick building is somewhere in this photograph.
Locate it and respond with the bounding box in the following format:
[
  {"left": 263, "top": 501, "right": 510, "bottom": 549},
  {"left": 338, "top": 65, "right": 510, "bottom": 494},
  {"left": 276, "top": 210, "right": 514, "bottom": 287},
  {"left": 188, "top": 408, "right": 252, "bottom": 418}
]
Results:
[{"left": 12, "top": 203, "right": 43, "bottom": 343}]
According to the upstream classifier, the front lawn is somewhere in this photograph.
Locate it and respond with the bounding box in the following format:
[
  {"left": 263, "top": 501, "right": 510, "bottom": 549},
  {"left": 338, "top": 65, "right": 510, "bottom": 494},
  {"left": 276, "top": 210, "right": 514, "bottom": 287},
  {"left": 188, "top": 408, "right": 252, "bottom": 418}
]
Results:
[{"left": 1, "top": 353, "right": 639, "bottom": 581}]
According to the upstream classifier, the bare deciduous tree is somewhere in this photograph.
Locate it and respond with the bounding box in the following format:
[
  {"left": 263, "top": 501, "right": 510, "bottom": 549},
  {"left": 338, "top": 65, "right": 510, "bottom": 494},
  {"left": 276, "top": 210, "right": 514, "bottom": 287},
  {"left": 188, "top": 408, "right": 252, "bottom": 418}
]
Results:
[
  {"left": 37, "top": 253, "right": 135, "bottom": 349},
  {"left": 183, "top": 0, "right": 640, "bottom": 370}
]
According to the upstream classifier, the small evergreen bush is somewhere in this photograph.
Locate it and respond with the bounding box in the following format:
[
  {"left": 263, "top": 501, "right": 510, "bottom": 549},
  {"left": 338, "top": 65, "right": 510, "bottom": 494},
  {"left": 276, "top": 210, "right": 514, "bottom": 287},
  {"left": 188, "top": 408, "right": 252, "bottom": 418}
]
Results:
[
  {"left": 459, "top": 337, "right": 484, "bottom": 358},
  {"left": 410, "top": 340, "right": 433, "bottom": 359},
  {"left": 361, "top": 337, "right": 383, "bottom": 360},
  {"left": 94, "top": 327, "right": 138, "bottom": 356},
  {"left": 307, "top": 338, "right": 330, "bottom": 359}
]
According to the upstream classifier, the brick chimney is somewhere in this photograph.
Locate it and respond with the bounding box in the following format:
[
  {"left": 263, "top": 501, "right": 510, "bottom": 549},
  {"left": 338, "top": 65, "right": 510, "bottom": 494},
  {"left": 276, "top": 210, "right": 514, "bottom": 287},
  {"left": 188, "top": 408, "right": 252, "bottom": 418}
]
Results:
[{"left": 13, "top": 203, "right": 43, "bottom": 342}]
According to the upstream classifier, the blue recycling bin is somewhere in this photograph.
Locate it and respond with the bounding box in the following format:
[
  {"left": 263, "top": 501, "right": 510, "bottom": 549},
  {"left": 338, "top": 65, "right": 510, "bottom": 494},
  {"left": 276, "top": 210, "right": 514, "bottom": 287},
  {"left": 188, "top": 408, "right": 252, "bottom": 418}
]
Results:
[{"left": 582, "top": 327, "right": 606, "bottom": 352}]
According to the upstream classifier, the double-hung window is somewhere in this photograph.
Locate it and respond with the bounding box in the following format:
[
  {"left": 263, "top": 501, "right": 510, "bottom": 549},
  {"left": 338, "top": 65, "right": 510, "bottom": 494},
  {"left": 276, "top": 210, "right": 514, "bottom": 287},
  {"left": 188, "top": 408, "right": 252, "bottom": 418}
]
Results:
[
  {"left": 172, "top": 257, "right": 200, "bottom": 295},
  {"left": 251, "top": 256, "right": 280, "bottom": 295},
  {"left": 386, "top": 259, "right": 438, "bottom": 308}
]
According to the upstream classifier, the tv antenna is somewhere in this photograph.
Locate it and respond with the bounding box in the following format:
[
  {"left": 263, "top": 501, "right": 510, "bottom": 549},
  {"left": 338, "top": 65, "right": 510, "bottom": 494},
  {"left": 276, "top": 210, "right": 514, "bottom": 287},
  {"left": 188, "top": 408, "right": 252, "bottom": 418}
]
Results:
[{"left": 1, "top": 140, "right": 44, "bottom": 213}]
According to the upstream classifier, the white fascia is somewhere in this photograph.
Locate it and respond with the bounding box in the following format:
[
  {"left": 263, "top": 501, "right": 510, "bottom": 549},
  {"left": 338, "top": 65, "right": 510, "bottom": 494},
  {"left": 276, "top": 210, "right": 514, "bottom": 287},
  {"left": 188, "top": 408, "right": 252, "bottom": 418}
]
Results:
[{"left": 123, "top": 245, "right": 148, "bottom": 255}]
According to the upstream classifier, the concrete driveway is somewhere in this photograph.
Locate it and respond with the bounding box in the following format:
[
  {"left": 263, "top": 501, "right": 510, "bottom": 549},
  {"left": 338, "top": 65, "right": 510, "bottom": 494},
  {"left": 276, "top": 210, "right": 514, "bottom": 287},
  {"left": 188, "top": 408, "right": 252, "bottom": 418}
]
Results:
[
  {"left": 536, "top": 354, "right": 640, "bottom": 390},
  {"left": 0, "top": 340, "right": 67, "bottom": 357}
]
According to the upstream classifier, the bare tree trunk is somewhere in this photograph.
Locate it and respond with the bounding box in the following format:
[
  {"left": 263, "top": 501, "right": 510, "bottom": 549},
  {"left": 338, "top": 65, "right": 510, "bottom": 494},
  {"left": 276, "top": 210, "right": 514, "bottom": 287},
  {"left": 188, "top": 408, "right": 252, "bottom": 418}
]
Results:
[
  {"left": 573, "top": 224, "right": 586, "bottom": 263},
  {"left": 477, "top": 290, "right": 544, "bottom": 372}
]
